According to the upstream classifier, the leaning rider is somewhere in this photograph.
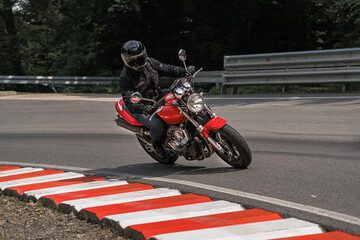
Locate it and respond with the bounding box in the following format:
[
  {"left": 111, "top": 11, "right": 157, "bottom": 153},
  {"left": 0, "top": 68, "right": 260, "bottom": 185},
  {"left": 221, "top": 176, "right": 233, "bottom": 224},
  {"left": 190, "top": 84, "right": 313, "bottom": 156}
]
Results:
[{"left": 119, "top": 40, "right": 195, "bottom": 159}]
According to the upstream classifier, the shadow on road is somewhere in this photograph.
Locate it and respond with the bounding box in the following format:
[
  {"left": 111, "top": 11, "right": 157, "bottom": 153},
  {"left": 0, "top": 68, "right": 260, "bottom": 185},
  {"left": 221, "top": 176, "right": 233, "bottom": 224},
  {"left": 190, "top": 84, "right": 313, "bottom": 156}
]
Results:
[{"left": 89, "top": 162, "right": 245, "bottom": 179}]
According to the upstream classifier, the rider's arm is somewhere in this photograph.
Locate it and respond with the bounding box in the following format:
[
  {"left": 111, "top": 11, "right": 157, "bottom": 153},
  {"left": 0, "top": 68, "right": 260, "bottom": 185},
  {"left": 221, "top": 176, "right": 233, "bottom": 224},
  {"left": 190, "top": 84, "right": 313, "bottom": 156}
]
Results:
[
  {"left": 149, "top": 58, "right": 186, "bottom": 77},
  {"left": 119, "top": 77, "right": 146, "bottom": 114}
]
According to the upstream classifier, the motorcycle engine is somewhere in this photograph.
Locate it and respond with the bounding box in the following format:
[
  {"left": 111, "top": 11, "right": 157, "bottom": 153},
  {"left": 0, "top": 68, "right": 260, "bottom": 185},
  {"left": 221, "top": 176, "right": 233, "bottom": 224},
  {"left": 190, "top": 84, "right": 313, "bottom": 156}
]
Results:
[
  {"left": 166, "top": 126, "right": 205, "bottom": 160},
  {"left": 166, "top": 127, "right": 188, "bottom": 153}
]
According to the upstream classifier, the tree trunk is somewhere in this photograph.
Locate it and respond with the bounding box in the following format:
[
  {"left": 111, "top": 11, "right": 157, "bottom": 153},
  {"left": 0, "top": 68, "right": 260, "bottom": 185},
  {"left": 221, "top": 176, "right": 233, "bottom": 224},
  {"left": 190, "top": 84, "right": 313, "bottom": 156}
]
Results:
[{"left": 3, "top": 0, "right": 24, "bottom": 75}]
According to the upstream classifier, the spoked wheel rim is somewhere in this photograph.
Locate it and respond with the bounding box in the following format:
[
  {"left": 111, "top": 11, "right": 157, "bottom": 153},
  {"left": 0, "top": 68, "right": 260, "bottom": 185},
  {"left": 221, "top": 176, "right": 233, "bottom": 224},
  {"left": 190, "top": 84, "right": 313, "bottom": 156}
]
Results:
[{"left": 213, "top": 132, "right": 243, "bottom": 165}]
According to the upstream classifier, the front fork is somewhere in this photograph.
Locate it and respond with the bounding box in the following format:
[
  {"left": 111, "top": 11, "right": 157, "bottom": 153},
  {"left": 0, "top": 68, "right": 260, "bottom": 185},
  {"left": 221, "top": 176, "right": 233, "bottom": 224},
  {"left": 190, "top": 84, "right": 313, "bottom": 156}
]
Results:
[
  {"left": 207, "top": 135, "right": 223, "bottom": 152},
  {"left": 181, "top": 105, "right": 226, "bottom": 152}
]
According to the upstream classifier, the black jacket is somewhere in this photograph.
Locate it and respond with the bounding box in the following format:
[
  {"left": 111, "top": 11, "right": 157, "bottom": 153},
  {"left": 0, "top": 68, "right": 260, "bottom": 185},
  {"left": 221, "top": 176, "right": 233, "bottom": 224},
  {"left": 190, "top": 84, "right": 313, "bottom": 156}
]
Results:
[{"left": 119, "top": 57, "right": 186, "bottom": 114}]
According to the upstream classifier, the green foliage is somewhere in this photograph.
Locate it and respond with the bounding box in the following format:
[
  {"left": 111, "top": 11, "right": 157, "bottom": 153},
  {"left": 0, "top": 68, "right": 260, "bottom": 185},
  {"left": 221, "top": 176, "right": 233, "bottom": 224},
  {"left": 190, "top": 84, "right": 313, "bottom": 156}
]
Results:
[
  {"left": 36, "top": 200, "right": 44, "bottom": 207},
  {"left": 60, "top": 82, "right": 120, "bottom": 94},
  {"left": 321, "top": 0, "right": 360, "bottom": 48},
  {"left": 289, "top": 84, "right": 342, "bottom": 93},
  {"left": 206, "top": 86, "right": 221, "bottom": 95},
  {"left": 235, "top": 85, "right": 282, "bottom": 94}
]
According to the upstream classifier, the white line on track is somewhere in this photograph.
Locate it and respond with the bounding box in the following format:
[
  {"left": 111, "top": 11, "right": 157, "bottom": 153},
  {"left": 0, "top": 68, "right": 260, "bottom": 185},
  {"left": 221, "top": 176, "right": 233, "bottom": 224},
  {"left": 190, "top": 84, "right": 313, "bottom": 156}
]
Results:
[{"left": 1, "top": 161, "right": 359, "bottom": 227}]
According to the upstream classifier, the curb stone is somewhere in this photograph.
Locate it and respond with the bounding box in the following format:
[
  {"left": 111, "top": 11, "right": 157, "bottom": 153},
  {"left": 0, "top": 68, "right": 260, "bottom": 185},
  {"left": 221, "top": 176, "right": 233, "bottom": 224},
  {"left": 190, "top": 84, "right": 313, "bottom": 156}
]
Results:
[{"left": 1, "top": 165, "right": 359, "bottom": 240}]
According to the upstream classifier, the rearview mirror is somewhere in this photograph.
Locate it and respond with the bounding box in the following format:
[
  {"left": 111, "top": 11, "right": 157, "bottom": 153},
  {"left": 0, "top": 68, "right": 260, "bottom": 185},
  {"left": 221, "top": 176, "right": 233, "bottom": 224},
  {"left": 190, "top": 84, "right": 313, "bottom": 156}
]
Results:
[
  {"left": 178, "top": 49, "right": 187, "bottom": 62},
  {"left": 130, "top": 92, "right": 142, "bottom": 103}
]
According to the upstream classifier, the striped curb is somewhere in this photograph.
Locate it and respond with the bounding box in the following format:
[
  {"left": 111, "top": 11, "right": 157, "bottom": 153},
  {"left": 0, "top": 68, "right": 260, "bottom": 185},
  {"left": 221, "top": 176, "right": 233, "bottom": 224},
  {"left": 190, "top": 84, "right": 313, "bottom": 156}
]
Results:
[
  {"left": 4, "top": 175, "right": 105, "bottom": 198},
  {"left": 79, "top": 193, "right": 212, "bottom": 223},
  {"left": 0, "top": 165, "right": 359, "bottom": 240},
  {"left": 46, "top": 183, "right": 154, "bottom": 210}
]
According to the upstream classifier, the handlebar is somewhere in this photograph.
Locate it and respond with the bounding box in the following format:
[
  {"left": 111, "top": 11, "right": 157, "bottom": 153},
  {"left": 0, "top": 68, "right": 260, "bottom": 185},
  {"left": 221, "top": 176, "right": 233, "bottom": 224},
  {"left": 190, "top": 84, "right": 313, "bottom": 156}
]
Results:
[
  {"left": 154, "top": 98, "right": 166, "bottom": 109},
  {"left": 149, "top": 98, "right": 166, "bottom": 121},
  {"left": 192, "top": 68, "right": 203, "bottom": 78},
  {"left": 170, "top": 78, "right": 182, "bottom": 92},
  {"left": 170, "top": 68, "right": 203, "bottom": 91}
]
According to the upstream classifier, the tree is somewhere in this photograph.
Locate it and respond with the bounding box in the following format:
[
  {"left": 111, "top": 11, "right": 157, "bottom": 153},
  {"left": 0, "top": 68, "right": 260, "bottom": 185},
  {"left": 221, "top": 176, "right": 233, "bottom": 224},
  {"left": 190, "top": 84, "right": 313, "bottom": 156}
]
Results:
[
  {"left": 1, "top": 0, "right": 359, "bottom": 78},
  {"left": 0, "top": 0, "right": 24, "bottom": 75},
  {"left": 320, "top": 0, "right": 360, "bottom": 48}
]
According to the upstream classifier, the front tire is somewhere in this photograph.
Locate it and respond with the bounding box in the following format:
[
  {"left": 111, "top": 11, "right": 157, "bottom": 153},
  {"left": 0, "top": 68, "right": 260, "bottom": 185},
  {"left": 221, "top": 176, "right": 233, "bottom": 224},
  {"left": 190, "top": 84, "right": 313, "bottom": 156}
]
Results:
[
  {"left": 136, "top": 135, "right": 178, "bottom": 164},
  {"left": 210, "top": 124, "right": 252, "bottom": 168}
]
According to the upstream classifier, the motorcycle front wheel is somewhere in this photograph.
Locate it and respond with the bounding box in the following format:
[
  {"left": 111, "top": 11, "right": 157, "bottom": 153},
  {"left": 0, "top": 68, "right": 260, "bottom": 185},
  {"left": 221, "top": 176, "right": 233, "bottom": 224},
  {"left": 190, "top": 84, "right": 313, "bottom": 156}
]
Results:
[
  {"left": 136, "top": 135, "right": 178, "bottom": 164},
  {"left": 210, "top": 124, "right": 252, "bottom": 168}
]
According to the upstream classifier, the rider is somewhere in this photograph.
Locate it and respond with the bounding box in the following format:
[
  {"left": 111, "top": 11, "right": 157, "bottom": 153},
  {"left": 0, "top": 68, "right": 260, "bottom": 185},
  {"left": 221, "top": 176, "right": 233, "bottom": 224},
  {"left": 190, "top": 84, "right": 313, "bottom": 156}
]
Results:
[{"left": 119, "top": 40, "right": 195, "bottom": 159}]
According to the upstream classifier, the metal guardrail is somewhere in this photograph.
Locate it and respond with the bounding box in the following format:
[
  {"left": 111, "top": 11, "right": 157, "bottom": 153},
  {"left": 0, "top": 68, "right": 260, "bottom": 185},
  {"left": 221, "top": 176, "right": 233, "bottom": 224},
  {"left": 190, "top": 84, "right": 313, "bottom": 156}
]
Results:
[
  {"left": 193, "top": 71, "right": 224, "bottom": 89},
  {"left": 195, "top": 71, "right": 223, "bottom": 83},
  {"left": 1, "top": 48, "right": 359, "bottom": 94},
  {"left": 0, "top": 73, "right": 223, "bottom": 84},
  {"left": 222, "top": 48, "right": 360, "bottom": 94},
  {"left": 0, "top": 76, "right": 118, "bottom": 93},
  {"left": 0, "top": 72, "right": 224, "bottom": 92},
  {"left": 0, "top": 76, "right": 118, "bottom": 85}
]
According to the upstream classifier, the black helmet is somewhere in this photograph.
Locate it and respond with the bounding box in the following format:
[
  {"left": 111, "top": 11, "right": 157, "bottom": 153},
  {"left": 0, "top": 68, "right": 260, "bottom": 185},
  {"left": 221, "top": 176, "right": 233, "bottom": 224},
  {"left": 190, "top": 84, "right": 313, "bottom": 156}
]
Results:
[{"left": 121, "top": 40, "right": 148, "bottom": 71}]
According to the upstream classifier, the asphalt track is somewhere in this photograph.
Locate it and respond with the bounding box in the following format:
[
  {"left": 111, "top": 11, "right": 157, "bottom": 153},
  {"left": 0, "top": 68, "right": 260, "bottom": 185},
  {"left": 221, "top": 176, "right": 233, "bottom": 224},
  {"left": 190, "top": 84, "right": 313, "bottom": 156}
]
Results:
[{"left": 0, "top": 93, "right": 359, "bottom": 234}]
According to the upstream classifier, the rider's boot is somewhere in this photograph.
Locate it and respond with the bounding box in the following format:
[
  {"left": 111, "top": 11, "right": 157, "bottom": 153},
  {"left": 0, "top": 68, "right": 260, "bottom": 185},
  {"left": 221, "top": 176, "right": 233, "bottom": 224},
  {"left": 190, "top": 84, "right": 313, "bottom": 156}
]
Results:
[{"left": 152, "top": 139, "right": 166, "bottom": 160}]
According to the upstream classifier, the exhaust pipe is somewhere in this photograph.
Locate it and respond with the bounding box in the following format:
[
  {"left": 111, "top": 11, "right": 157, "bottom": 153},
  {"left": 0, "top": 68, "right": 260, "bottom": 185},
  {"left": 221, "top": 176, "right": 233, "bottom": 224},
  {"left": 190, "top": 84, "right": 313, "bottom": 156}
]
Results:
[{"left": 114, "top": 115, "right": 142, "bottom": 133}]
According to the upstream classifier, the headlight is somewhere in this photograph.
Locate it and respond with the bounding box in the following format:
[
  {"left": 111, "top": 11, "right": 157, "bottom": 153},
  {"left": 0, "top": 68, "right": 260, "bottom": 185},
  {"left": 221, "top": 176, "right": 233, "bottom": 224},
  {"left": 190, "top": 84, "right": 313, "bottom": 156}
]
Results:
[
  {"left": 173, "top": 87, "right": 185, "bottom": 99},
  {"left": 187, "top": 93, "right": 204, "bottom": 113},
  {"left": 183, "top": 81, "right": 192, "bottom": 90}
]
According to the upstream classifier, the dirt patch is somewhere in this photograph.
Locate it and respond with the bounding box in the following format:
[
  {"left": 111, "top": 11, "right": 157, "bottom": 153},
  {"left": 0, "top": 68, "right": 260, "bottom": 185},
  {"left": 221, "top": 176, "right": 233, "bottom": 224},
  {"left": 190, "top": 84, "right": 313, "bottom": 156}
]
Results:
[
  {"left": 0, "top": 91, "right": 17, "bottom": 97},
  {"left": 0, "top": 193, "right": 127, "bottom": 240}
]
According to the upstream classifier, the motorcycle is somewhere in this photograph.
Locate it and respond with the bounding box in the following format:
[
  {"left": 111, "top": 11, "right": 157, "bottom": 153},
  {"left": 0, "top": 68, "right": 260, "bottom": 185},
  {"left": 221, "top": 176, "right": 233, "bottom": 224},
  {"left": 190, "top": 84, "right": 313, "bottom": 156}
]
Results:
[{"left": 115, "top": 49, "right": 252, "bottom": 168}]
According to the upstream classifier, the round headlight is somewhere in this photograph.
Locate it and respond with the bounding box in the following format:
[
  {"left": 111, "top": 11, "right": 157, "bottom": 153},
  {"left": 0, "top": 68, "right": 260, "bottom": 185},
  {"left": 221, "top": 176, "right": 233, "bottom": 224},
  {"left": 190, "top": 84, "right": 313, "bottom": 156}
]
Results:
[
  {"left": 187, "top": 94, "right": 204, "bottom": 113},
  {"left": 173, "top": 87, "right": 185, "bottom": 99}
]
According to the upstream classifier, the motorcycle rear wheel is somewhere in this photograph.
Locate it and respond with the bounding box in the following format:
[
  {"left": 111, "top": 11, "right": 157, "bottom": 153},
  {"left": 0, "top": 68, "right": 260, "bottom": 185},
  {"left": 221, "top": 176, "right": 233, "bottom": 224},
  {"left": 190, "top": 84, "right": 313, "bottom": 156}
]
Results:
[
  {"left": 210, "top": 124, "right": 252, "bottom": 168},
  {"left": 136, "top": 135, "right": 178, "bottom": 164}
]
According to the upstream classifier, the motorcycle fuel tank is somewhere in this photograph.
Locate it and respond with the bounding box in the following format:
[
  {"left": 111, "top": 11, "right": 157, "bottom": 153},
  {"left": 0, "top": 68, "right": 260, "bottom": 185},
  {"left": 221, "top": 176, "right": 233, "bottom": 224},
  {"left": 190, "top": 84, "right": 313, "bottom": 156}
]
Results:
[{"left": 157, "top": 93, "right": 186, "bottom": 124}]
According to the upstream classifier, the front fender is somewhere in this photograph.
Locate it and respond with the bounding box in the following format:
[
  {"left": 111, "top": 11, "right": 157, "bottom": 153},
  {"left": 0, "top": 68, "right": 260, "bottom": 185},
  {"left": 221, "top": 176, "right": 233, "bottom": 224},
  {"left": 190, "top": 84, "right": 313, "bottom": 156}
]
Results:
[{"left": 201, "top": 117, "right": 227, "bottom": 139}]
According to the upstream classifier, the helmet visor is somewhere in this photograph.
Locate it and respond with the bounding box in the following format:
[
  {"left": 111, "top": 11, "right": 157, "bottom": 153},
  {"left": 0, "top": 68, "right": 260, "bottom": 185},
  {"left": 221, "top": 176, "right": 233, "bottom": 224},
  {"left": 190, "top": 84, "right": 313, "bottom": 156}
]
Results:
[{"left": 122, "top": 49, "right": 147, "bottom": 70}]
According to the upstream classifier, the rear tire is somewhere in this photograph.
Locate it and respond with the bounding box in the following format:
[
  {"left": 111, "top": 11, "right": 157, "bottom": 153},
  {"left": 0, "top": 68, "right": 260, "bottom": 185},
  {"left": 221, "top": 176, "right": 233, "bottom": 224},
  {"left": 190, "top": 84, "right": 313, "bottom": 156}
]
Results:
[
  {"left": 210, "top": 124, "right": 252, "bottom": 168},
  {"left": 136, "top": 135, "right": 178, "bottom": 164}
]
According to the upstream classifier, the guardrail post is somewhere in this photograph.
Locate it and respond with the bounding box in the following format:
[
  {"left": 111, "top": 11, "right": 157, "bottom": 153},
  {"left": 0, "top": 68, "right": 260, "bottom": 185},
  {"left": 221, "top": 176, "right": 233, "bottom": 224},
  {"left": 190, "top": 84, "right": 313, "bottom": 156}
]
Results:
[
  {"left": 231, "top": 86, "right": 238, "bottom": 94},
  {"left": 282, "top": 85, "right": 290, "bottom": 93},
  {"left": 42, "top": 83, "right": 57, "bottom": 93},
  {"left": 221, "top": 85, "right": 227, "bottom": 95},
  {"left": 341, "top": 83, "right": 351, "bottom": 92},
  {"left": 50, "top": 84, "right": 57, "bottom": 93}
]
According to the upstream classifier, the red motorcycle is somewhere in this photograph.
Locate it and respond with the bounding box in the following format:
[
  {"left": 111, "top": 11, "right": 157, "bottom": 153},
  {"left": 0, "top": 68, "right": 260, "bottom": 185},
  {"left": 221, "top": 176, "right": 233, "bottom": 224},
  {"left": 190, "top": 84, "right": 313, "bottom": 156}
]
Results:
[{"left": 115, "top": 50, "right": 251, "bottom": 168}]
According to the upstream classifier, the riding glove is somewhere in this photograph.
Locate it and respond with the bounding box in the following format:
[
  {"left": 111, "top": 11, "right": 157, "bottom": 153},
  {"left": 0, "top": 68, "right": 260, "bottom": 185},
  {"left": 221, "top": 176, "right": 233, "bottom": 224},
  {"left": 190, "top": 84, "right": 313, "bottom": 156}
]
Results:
[
  {"left": 187, "top": 65, "right": 196, "bottom": 75},
  {"left": 143, "top": 105, "right": 157, "bottom": 115}
]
